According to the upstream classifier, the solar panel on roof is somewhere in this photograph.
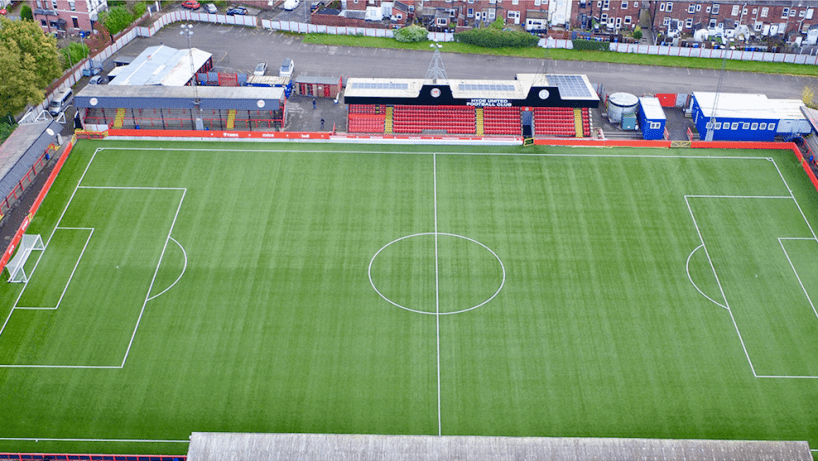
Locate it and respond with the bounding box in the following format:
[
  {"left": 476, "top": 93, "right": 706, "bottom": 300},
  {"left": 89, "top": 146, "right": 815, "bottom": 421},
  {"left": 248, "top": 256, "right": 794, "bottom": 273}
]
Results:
[
  {"left": 351, "top": 82, "right": 409, "bottom": 90},
  {"left": 458, "top": 83, "right": 515, "bottom": 92},
  {"left": 546, "top": 75, "right": 592, "bottom": 99}
]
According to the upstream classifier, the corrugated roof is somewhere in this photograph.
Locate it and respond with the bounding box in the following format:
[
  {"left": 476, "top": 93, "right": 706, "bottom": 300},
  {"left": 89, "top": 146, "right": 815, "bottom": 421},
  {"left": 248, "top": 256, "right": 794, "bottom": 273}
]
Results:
[
  {"left": 694, "top": 92, "right": 772, "bottom": 119},
  {"left": 186, "top": 433, "right": 813, "bottom": 461},
  {"left": 109, "top": 45, "right": 212, "bottom": 87},
  {"left": 769, "top": 98, "right": 807, "bottom": 120},
  {"left": 294, "top": 74, "right": 340, "bottom": 85},
  {"left": 0, "top": 120, "right": 61, "bottom": 202},
  {"left": 76, "top": 85, "right": 284, "bottom": 111},
  {"left": 640, "top": 96, "right": 666, "bottom": 120}
]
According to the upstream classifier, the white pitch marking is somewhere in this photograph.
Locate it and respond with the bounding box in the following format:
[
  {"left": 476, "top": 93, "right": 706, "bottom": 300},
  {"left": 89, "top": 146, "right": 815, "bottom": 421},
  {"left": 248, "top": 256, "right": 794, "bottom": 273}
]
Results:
[
  {"left": 433, "top": 152, "right": 442, "bottom": 437},
  {"left": 0, "top": 148, "right": 102, "bottom": 338},
  {"left": 15, "top": 228, "right": 94, "bottom": 312},
  {"left": 146, "top": 236, "right": 188, "bottom": 302},
  {"left": 120, "top": 188, "right": 187, "bottom": 368},
  {"left": 684, "top": 195, "right": 792, "bottom": 199},
  {"left": 778, "top": 238, "right": 818, "bottom": 320},
  {"left": 685, "top": 244, "right": 728, "bottom": 310},
  {"left": 685, "top": 196, "right": 758, "bottom": 377},
  {"left": 0, "top": 437, "right": 189, "bottom": 443},
  {"left": 368, "top": 233, "right": 505, "bottom": 315},
  {"left": 770, "top": 158, "right": 818, "bottom": 241}
]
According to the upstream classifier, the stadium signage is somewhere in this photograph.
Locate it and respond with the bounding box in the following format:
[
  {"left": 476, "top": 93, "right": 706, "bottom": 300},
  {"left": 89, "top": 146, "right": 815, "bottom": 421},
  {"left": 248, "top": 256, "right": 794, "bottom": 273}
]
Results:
[{"left": 467, "top": 98, "right": 512, "bottom": 107}]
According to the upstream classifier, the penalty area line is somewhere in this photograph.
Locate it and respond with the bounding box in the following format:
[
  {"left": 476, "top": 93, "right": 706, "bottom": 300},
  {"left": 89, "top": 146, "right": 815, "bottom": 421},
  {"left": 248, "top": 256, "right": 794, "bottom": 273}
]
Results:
[{"left": 0, "top": 437, "right": 189, "bottom": 443}]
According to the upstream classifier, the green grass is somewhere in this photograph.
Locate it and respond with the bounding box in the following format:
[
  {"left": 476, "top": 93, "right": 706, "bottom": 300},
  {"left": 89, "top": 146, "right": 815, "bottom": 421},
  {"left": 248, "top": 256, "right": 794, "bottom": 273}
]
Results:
[
  {"left": 301, "top": 33, "right": 818, "bottom": 77},
  {"left": 1, "top": 140, "right": 818, "bottom": 455}
]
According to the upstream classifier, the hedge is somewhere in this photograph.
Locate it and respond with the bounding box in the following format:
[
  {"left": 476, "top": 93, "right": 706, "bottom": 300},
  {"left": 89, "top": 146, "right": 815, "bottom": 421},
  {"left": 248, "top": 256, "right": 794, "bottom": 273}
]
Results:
[
  {"left": 395, "top": 25, "right": 428, "bottom": 43},
  {"left": 571, "top": 39, "right": 611, "bottom": 51},
  {"left": 454, "top": 28, "right": 539, "bottom": 48}
]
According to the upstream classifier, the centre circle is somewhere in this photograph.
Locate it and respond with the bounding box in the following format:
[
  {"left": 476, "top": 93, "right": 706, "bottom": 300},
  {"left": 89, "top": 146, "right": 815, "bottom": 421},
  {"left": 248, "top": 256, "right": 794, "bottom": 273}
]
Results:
[{"left": 368, "top": 233, "right": 505, "bottom": 315}]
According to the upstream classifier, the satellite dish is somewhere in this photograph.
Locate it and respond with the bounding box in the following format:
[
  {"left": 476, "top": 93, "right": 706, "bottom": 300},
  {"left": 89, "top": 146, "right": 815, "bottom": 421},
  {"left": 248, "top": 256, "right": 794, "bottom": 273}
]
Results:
[{"left": 46, "top": 128, "right": 55, "bottom": 136}]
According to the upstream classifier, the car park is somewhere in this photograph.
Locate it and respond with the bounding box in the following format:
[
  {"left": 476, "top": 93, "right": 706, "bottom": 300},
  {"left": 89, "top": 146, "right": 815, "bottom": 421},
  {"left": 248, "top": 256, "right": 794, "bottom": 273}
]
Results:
[
  {"left": 283, "top": 0, "right": 299, "bottom": 11},
  {"left": 279, "top": 58, "right": 294, "bottom": 78},
  {"left": 205, "top": 3, "right": 217, "bottom": 13},
  {"left": 181, "top": 0, "right": 200, "bottom": 10},
  {"left": 254, "top": 62, "right": 267, "bottom": 76},
  {"left": 226, "top": 6, "right": 248, "bottom": 15}
]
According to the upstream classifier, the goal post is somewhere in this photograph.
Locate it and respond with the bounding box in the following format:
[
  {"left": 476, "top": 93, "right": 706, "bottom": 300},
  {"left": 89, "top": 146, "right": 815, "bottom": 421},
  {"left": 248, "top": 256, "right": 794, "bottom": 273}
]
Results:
[{"left": 6, "top": 234, "right": 45, "bottom": 283}]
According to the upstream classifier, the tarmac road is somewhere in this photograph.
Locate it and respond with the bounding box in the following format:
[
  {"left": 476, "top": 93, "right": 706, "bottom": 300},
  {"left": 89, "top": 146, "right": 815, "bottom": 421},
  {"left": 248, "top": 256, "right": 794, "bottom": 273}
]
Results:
[{"left": 113, "top": 20, "right": 818, "bottom": 98}]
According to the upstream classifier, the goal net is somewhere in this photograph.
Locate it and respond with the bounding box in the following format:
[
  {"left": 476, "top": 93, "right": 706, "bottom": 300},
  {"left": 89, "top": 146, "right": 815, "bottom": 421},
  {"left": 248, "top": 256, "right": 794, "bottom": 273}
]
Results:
[{"left": 6, "top": 234, "right": 45, "bottom": 283}]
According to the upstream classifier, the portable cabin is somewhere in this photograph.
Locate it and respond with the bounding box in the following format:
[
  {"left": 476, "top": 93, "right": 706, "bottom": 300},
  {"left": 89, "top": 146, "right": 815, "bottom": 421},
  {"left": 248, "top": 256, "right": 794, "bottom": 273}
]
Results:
[
  {"left": 690, "top": 92, "right": 778, "bottom": 142},
  {"left": 638, "top": 97, "right": 666, "bottom": 140}
]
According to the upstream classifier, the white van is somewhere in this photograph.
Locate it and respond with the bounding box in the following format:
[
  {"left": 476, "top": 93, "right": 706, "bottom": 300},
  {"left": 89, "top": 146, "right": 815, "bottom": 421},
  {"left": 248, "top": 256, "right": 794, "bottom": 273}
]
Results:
[{"left": 48, "top": 89, "right": 73, "bottom": 117}]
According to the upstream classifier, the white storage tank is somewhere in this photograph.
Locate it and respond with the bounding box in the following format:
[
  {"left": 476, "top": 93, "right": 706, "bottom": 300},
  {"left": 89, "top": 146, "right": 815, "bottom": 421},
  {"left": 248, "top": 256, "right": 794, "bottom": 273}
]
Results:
[{"left": 608, "top": 92, "right": 639, "bottom": 123}]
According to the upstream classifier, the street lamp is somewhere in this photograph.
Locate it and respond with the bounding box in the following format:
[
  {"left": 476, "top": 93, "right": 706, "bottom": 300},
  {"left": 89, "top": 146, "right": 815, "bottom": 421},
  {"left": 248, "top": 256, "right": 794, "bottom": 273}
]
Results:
[{"left": 180, "top": 24, "right": 203, "bottom": 130}]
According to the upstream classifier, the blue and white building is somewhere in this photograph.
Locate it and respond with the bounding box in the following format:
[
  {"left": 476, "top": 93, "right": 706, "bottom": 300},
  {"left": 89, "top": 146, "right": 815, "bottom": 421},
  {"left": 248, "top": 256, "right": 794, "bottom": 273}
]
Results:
[
  {"left": 691, "top": 92, "right": 811, "bottom": 142},
  {"left": 638, "top": 97, "right": 666, "bottom": 141}
]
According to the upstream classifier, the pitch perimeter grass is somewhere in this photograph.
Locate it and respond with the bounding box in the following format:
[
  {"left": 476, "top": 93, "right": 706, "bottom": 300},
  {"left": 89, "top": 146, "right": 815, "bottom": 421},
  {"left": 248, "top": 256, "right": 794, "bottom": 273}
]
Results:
[{"left": 0, "top": 141, "right": 817, "bottom": 455}]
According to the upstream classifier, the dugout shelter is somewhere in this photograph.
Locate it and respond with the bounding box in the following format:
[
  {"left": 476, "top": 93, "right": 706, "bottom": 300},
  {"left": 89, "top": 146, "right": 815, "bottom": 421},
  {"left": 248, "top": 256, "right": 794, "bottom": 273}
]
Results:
[
  {"left": 76, "top": 85, "right": 287, "bottom": 131},
  {"left": 344, "top": 73, "right": 598, "bottom": 137}
]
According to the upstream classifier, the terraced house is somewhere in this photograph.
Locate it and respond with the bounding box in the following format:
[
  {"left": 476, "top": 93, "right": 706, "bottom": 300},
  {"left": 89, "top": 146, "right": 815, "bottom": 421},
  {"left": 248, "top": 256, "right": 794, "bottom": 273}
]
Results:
[{"left": 28, "top": 0, "right": 108, "bottom": 35}]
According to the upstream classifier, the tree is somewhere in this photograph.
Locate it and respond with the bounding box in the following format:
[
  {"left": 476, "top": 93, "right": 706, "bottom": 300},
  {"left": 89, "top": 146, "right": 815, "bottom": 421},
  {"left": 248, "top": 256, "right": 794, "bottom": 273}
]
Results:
[
  {"left": 60, "top": 42, "right": 90, "bottom": 70},
  {"left": 632, "top": 25, "right": 642, "bottom": 40},
  {"left": 86, "top": 22, "right": 112, "bottom": 56},
  {"left": 0, "top": 17, "right": 62, "bottom": 116},
  {"left": 131, "top": 1, "right": 148, "bottom": 18},
  {"left": 395, "top": 25, "right": 428, "bottom": 43},
  {"left": 99, "top": 5, "right": 134, "bottom": 36},
  {"left": 20, "top": 5, "right": 33, "bottom": 21}
]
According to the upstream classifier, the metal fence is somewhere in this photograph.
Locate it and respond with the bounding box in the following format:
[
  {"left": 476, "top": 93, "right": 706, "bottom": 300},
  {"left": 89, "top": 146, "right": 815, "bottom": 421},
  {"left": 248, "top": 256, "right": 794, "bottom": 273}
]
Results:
[{"left": 539, "top": 37, "right": 818, "bottom": 65}]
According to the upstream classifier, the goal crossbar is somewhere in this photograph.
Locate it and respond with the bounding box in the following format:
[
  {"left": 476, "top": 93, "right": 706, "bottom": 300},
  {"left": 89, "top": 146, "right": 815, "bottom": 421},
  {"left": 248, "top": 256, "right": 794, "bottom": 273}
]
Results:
[{"left": 6, "top": 234, "right": 45, "bottom": 283}]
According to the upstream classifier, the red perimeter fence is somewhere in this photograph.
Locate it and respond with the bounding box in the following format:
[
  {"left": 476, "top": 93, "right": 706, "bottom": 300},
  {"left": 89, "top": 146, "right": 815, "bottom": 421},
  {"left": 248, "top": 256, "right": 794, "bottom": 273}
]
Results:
[{"left": 0, "top": 455, "right": 184, "bottom": 461}]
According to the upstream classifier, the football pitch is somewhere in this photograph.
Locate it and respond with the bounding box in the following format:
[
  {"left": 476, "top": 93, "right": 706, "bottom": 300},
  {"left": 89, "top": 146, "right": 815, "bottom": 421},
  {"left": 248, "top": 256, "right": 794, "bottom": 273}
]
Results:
[{"left": 1, "top": 139, "right": 818, "bottom": 455}]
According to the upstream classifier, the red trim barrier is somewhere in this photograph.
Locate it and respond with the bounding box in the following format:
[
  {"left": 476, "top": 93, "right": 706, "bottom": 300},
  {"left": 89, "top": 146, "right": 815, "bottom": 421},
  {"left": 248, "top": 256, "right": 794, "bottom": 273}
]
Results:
[
  {"left": 0, "top": 454, "right": 184, "bottom": 461},
  {"left": 107, "top": 129, "right": 331, "bottom": 140},
  {"left": 0, "top": 137, "right": 76, "bottom": 276},
  {"left": 534, "top": 139, "right": 673, "bottom": 147}
]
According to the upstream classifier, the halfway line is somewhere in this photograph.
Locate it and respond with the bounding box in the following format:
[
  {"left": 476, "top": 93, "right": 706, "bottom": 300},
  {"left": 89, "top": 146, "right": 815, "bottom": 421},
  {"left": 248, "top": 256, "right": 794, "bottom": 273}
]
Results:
[{"left": 433, "top": 152, "right": 442, "bottom": 437}]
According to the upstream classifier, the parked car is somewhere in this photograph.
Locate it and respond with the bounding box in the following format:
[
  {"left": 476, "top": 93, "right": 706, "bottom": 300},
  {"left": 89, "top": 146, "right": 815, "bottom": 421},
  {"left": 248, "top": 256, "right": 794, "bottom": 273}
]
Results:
[
  {"left": 48, "top": 89, "right": 73, "bottom": 117},
  {"left": 283, "top": 0, "right": 299, "bottom": 11},
  {"left": 226, "top": 6, "right": 247, "bottom": 15},
  {"left": 254, "top": 62, "right": 267, "bottom": 76},
  {"left": 279, "top": 58, "right": 294, "bottom": 78},
  {"left": 204, "top": 3, "right": 218, "bottom": 13},
  {"left": 181, "top": 0, "right": 200, "bottom": 10},
  {"left": 89, "top": 75, "right": 108, "bottom": 85}
]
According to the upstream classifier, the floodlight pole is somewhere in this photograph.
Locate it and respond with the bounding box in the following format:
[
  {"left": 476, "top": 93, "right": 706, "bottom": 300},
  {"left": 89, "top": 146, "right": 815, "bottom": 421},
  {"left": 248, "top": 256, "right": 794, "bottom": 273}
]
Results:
[
  {"left": 425, "top": 42, "right": 447, "bottom": 84},
  {"left": 705, "top": 56, "right": 726, "bottom": 142},
  {"left": 181, "top": 24, "right": 203, "bottom": 130}
]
